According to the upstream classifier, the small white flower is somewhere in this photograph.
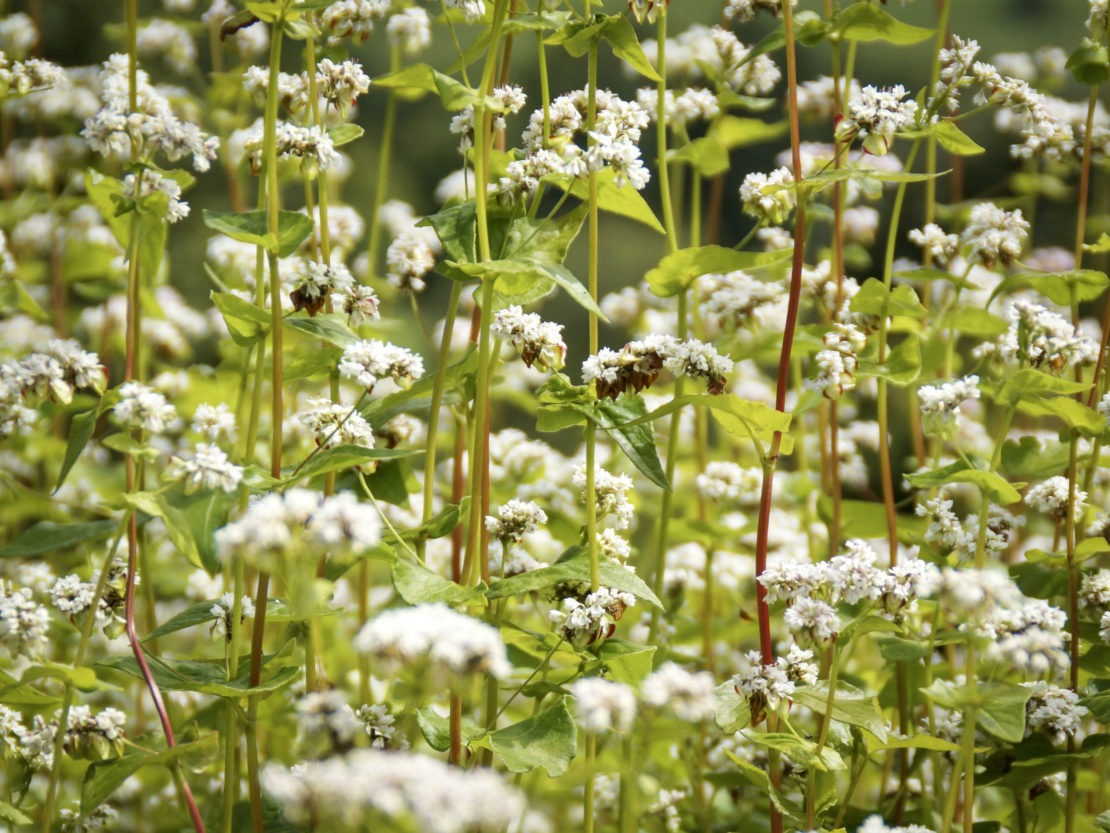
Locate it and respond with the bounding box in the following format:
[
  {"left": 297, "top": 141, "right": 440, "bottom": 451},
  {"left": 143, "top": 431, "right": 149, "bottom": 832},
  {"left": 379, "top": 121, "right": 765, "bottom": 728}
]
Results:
[
  {"left": 569, "top": 677, "right": 637, "bottom": 733},
  {"left": 640, "top": 662, "right": 716, "bottom": 722}
]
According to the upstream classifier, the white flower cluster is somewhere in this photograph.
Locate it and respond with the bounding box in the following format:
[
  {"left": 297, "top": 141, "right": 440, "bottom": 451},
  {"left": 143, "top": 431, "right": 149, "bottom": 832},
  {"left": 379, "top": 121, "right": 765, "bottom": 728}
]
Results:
[
  {"left": 385, "top": 232, "right": 436, "bottom": 293},
  {"left": 60, "top": 704, "right": 127, "bottom": 759},
  {"left": 59, "top": 804, "right": 118, "bottom": 832},
  {"left": 581, "top": 334, "right": 732, "bottom": 399},
  {"left": 192, "top": 402, "right": 237, "bottom": 442},
  {"left": 697, "top": 269, "right": 785, "bottom": 331},
  {"left": 290, "top": 260, "right": 354, "bottom": 316},
  {"left": 908, "top": 223, "right": 960, "bottom": 265},
  {"left": 732, "top": 645, "right": 818, "bottom": 723},
  {"left": 338, "top": 339, "right": 424, "bottom": 391},
  {"left": 492, "top": 305, "right": 566, "bottom": 371},
  {"left": 856, "top": 817, "right": 937, "bottom": 833},
  {"left": 521, "top": 88, "right": 651, "bottom": 190},
  {"left": 82, "top": 54, "right": 219, "bottom": 170},
  {"left": 485, "top": 499, "right": 548, "bottom": 545},
  {"left": 209, "top": 592, "right": 255, "bottom": 640},
  {"left": 573, "top": 464, "right": 635, "bottom": 529},
  {"left": 795, "top": 75, "right": 862, "bottom": 122},
  {"left": 215, "top": 489, "right": 381, "bottom": 568},
  {"left": 916, "top": 495, "right": 1018, "bottom": 562},
  {"left": 0, "top": 581, "right": 50, "bottom": 654},
  {"left": 550, "top": 587, "right": 636, "bottom": 644},
  {"left": 1026, "top": 476, "right": 1086, "bottom": 523},
  {"left": 643, "top": 26, "right": 780, "bottom": 97},
  {"left": 806, "top": 323, "right": 867, "bottom": 400},
  {"left": 296, "top": 690, "right": 362, "bottom": 752},
  {"left": 49, "top": 575, "right": 101, "bottom": 619},
  {"left": 961, "top": 202, "right": 1029, "bottom": 268},
  {"left": 342, "top": 284, "right": 381, "bottom": 326},
  {"left": 356, "top": 703, "right": 400, "bottom": 749},
  {"left": 386, "top": 8, "right": 431, "bottom": 56},
  {"left": 1023, "top": 682, "right": 1088, "bottom": 745},
  {"left": 316, "top": 58, "right": 370, "bottom": 117},
  {"left": 244, "top": 122, "right": 339, "bottom": 174},
  {"left": 0, "top": 339, "right": 105, "bottom": 436},
  {"left": 122, "top": 168, "right": 190, "bottom": 222},
  {"left": 918, "top": 375, "right": 980, "bottom": 436},
  {"left": 136, "top": 19, "right": 196, "bottom": 75},
  {"left": 724, "top": 0, "right": 795, "bottom": 23},
  {"left": 739, "top": 167, "right": 795, "bottom": 225},
  {"left": 321, "top": 0, "right": 390, "bottom": 44},
  {"left": 695, "top": 461, "right": 761, "bottom": 504},
  {"left": 0, "top": 53, "right": 64, "bottom": 98},
  {"left": 836, "top": 84, "right": 918, "bottom": 156},
  {"left": 641, "top": 662, "right": 716, "bottom": 722},
  {"left": 354, "top": 603, "right": 511, "bottom": 681},
  {"left": 242, "top": 66, "right": 310, "bottom": 115},
  {"left": 166, "top": 443, "right": 244, "bottom": 493},
  {"left": 569, "top": 676, "right": 637, "bottom": 733},
  {"left": 636, "top": 87, "right": 719, "bottom": 128},
  {"left": 975, "top": 300, "right": 1099, "bottom": 372},
  {"left": 262, "top": 749, "right": 527, "bottom": 833},
  {"left": 112, "top": 381, "right": 178, "bottom": 434},
  {"left": 296, "top": 395, "right": 376, "bottom": 450},
  {"left": 450, "top": 84, "right": 527, "bottom": 153}
]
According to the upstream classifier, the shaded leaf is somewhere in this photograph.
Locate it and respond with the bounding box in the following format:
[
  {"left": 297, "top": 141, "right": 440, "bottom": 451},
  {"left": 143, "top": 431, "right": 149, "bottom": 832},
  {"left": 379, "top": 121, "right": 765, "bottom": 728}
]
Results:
[
  {"left": 490, "top": 696, "right": 577, "bottom": 776},
  {"left": 487, "top": 547, "right": 662, "bottom": 609},
  {"left": 391, "top": 558, "right": 487, "bottom": 607}
]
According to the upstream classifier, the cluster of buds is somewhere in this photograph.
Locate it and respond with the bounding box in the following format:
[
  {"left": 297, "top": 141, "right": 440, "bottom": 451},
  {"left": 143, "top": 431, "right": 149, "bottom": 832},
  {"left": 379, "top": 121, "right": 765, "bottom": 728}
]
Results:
[{"left": 582, "top": 335, "right": 732, "bottom": 400}]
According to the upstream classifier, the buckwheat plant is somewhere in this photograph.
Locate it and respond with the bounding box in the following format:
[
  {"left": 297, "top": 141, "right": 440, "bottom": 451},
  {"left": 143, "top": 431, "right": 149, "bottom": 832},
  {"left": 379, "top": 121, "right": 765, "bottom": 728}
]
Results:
[{"left": 10, "top": 1, "right": 1110, "bottom": 833}]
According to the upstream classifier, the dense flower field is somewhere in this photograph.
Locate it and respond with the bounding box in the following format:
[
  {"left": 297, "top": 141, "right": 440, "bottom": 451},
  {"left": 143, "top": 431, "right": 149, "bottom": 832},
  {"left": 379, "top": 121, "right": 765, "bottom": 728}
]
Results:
[{"left": 3, "top": 0, "right": 1110, "bottom": 831}]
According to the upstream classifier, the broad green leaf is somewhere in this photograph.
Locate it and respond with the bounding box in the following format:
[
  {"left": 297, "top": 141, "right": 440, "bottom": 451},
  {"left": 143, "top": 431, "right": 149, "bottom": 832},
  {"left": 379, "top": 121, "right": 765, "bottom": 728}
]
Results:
[
  {"left": 936, "top": 306, "right": 1007, "bottom": 337},
  {"left": 201, "top": 209, "right": 314, "bottom": 257},
  {"left": 416, "top": 707, "right": 485, "bottom": 752},
  {"left": 991, "top": 368, "right": 1088, "bottom": 405},
  {"left": 0, "top": 669, "right": 60, "bottom": 705},
  {"left": 120, "top": 492, "right": 203, "bottom": 569},
  {"left": 667, "top": 136, "right": 731, "bottom": 177},
  {"left": 595, "top": 395, "right": 670, "bottom": 490},
  {"left": 1068, "top": 42, "right": 1110, "bottom": 85},
  {"left": 0, "top": 801, "right": 30, "bottom": 826},
  {"left": 0, "top": 519, "right": 120, "bottom": 559},
  {"left": 724, "top": 752, "right": 807, "bottom": 825},
  {"left": 284, "top": 314, "right": 360, "bottom": 347},
  {"left": 282, "top": 15, "right": 320, "bottom": 38},
  {"left": 97, "top": 653, "right": 300, "bottom": 698},
  {"left": 921, "top": 679, "right": 1031, "bottom": 742},
  {"left": 645, "top": 246, "right": 790, "bottom": 298},
  {"left": 904, "top": 459, "right": 1022, "bottom": 504},
  {"left": 401, "top": 499, "right": 468, "bottom": 543},
  {"left": 391, "top": 558, "right": 488, "bottom": 607},
  {"left": 1016, "top": 396, "right": 1106, "bottom": 436},
  {"left": 0, "top": 279, "right": 48, "bottom": 321},
  {"left": 101, "top": 432, "right": 160, "bottom": 461},
  {"left": 285, "top": 345, "right": 344, "bottom": 380},
  {"left": 1085, "top": 233, "right": 1110, "bottom": 254},
  {"left": 210, "top": 291, "right": 271, "bottom": 347},
  {"left": 327, "top": 123, "right": 363, "bottom": 146},
  {"left": 857, "top": 334, "right": 921, "bottom": 384},
  {"left": 490, "top": 696, "right": 577, "bottom": 776},
  {"left": 19, "top": 663, "right": 101, "bottom": 692},
  {"left": 486, "top": 547, "right": 663, "bottom": 609},
  {"left": 284, "top": 444, "right": 418, "bottom": 482},
  {"left": 85, "top": 170, "right": 168, "bottom": 275},
  {"left": 715, "top": 682, "right": 751, "bottom": 733},
  {"left": 545, "top": 167, "right": 664, "bottom": 233},
  {"left": 988, "top": 269, "right": 1109, "bottom": 306},
  {"left": 933, "top": 120, "right": 985, "bottom": 156},
  {"left": 895, "top": 267, "right": 979, "bottom": 291},
  {"left": 452, "top": 259, "right": 605, "bottom": 319},
  {"left": 55, "top": 407, "right": 100, "bottom": 491},
  {"left": 82, "top": 733, "right": 219, "bottom": 814},
  {"left": 549, "top": 14, "right": 660, "bottom": 81},
  {"left": 503, "top": 10, "right": 571, "bottom": 31},
  {"left": 360, "top": 459, "right": 420, "bottom": 506},
  {"left": 742, "top": 731, "right": 846, "bottom": 772},
  {"left": 792, "top": 682, "right": 888, "bottom": 742},
  {"left": 831, "top": 3, "right": 934, "bottom": 44},
  {"left": 619, "top": 394, "right": 793, "bottom": 457},
  {"left": 871, "top": 734, "right": 961, "bottom": 753},
  {"left": 597, "top": 640, "right": 656, "bottom": 685},
  {"left": 372, "top": 63, "right": 499, "bottom": 111},
  {"left": 849, "top": 279, "right": 926, "bottom": 320},
  {"left": 712, "top": 116, "right": 789, "bottom": 151},
  {"left": 874, "top": 633, "right": 931, "bottom": 662}
]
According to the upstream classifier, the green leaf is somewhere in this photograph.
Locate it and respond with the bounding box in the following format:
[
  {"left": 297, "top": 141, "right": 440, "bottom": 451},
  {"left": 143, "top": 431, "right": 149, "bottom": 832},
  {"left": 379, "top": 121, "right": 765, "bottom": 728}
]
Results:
[
  {"left": 857, "top": 334, "right": 921, "bottom": 384},
  {"left": 210, "top": 291, "right": 271, "bottom": 347},
  {"left": 597, "top": 639, "right": 656, "bottom": 685},
  {"left": 667, "top": 136, "right": 731, "bottom": 177},
  {"left": 831, "top": 3, "right": 934, "bottom": 44},
  {"left": 742, "top": 731, "right": 846, "bottom": 772},
  {"left": 327, "top": 123, "right": 364, "bottom": 146},
  {"left": 0, "top": 519, "right": 120, "bottom": 559},
  {"left": 933, "top": 120, "right": 985, "bottom": 156},
  {"left": 712, "top": 116, "right": 789, "bottom": 151},
  {"left": 715, "top": 682, "right": 751, "bottom": 733},
  {"left": 96, "top": 653, "right": 300, "bottom": 698},
  {"left": 486, "top": 547, "right": 662, "bottom": 609},
  {"left": 1015, "top": 396, "right": 1106, "bottom": 436},
  {"left": 55, "top": 407, "right": 100, "bottom": 491},
  {"left": 545, "top": 167, "right": 665, "bottom": 233},
  {"left": 1068, "top": 42, "right": 1110, "bottom": 85},
  {"left": 282, "top": 15, "right": 320, "bottom": 38},
  {"left": 401, "top": 499, "right": 468, "bottom": 543},
  {"left": 284, "top": 314, "right": 360, "bottom": 347},
  {"left": 101, "top": 432, "right": 160, "bottom": 461},
  {"left": 1085, "top": 233, "right": 1110, "bottom": 254},
  {"left": 645, "top": 246, "right": 789, "bottom": 298},
  {"left": 874, "top": 633, "right": 931, "bottom": 662},
  {"left": 453, "top": 259, "right": 605, "bottom": 319},
  {"left": 618, "top": 394, "right": 792, "bottom": 458},
  {"left": 284, "top": 444, "right": 418, "bottom": 482},
  {"left": 549, "top": 14, "right": 660, "bottom": 80},
  {"left": 905, "top": 459, "right": 1022, "bottom": 505},
  {"left": 0, "top": 670, "right": 60, "bottom": 705},
  {"left": 0, "top": 801, "right": 30, "bottom": 826},
  {"left": 936, "top": 306, "right": 1008, "bottom": 337},
  {"left": 82, "top": 734, "right": 219, "bottom": 814},
  {"left": 849, "top": 279, "right": 927, "bottom": 320},
  {"left": 724, "top": 752, "right": 807, "bottom": 826},
  {"left": 285, "top": 345, "right": 344, "bottom": 380},
  {"left": 359, "top": 459, "right": 419, "bottom": 506},
  {"left": 391, "top": 558, "right": 488, "bottom": 607},
  {"left": 416, "top": 707, "right": 484, "bottom": 752},
  {"left": 372, "top": 63, "right": 496, "bottom": 111},
  {"left": 490, "top": 696, "right": 577, "bottom": 776},
  {"left": 595, "top": 396, "right": 669, "bottom": 490},
  {"left": 895, "top": 267, "right": 979, "bottom": 291},
  {"left": 792, "top": 682, "right": 888, "bottom": 742},
  {"left": 921, "top": 679, "right": 1031, "bottom": 742},
  {"left": 19, "top": 663, "right": 101, "bottom": 692},
  {"left": 988, "top": 269, "right": 1110, "bottom": 306},
  {"left": 816, "top": 496, "right": 926, "bottom": 542},
  {"left": 144, "top": 596, "right": 308, "bottom": 642},
  {"left": 120, "top": 492, "right": 203, "bottom": 570},
  {"left": 991, "top": 368, "right": 1088, "bottom": 405},
  {"left": 201, "top": 210, "right": 314, "bottom": 257}
]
